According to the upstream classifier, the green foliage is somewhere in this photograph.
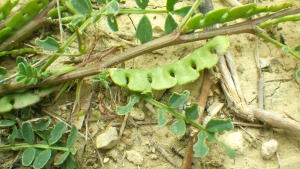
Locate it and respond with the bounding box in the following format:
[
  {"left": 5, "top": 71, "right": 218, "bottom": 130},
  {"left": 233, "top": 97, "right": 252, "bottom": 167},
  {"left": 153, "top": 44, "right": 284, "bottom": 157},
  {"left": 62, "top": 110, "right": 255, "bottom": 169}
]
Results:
[
  {"left": 168, "top": 91, "right": 189, "bottom": 108},
  {"left": 0, "top": 0, "right": 19, "bottom": 21},
  {"left": 48, "top": 122, "right": 67, "bottom": 145},
  {"left": 165, "top": 14, "right": 178, "bottom": 35},
  {"left": 0, "top": 120, "right": 15, "bottom": 127},
  {"left": 135, "top": 0, "right": 149, "bottom": 10},
  {"left": 0, "top": 0, "right": 49, "bottom": 43},
  {"left": 35, "top": 37, "right": 60, "bottom": 51},
  {"left": 186, "top": 2, "right": 293, "bottom": 31},
  {"left": 0, "top": 86, "right": 56, "bottom": 113},
  {"left": 22, "top": 122, "right": 35, "bottom": 144},
  {"left": 0, "top": 118, "right": 79, "bottom": 168},
  {"left": 16, "top": 62, "right": 39, "bottom": 85},
  {"left": 166, "top": 0, "right": 178, "bottom": 11},
  {"left": 136, "top": 15, "right": 152, "bottom": 44},
  {"left": 170, "top": 119, "right": 186, "bottom": 135},
  {"left": 185, "top": 103, "right": 199, "bottom": 121},
  {"left": 70, "top": 0, "right": 92, "bottom": 16},
  {"left": 93, "top": 71, "right": 110, "bottom": 89},
  {"left": 116, "top": 95, "right": 139, "bottom": 115},
  {"left": 158, "top": 108, "right": 168, "bottom": 126},
  {"left": 110, "top": 36, "right": 229, "bottom": 92}
]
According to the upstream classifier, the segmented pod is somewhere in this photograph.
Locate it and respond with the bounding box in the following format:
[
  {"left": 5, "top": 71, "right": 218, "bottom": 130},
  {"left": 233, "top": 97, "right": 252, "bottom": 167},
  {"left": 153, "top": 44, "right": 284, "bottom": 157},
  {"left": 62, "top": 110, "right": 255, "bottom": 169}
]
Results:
[
  {"left": 110, "top": 36, "right": 230, "bottom": 92},
  {"left": 187, "top": 2, "right": 293, "bottom": 30}
]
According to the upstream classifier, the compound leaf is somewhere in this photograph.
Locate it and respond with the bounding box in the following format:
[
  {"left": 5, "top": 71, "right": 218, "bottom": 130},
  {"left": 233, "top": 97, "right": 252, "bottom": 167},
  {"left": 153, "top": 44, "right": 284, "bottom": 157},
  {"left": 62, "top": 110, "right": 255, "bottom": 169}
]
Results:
[
  {"left": 22, "top": 147, "right": 36, "bottom": 166},
  {"left": 21, "top": 122, "right": 35, "bottom": 144},
  {"left": 170, "top": 119, "right": 185, "bottom": 135},
  {"left": 117, "top": 95, "right": 139, "bottom": 115},
  {"left": 165, "top": 14, "right": 178, "bottom": 35},
  {"left": 168, "top": 91, "right": 189, "bottom": 108},
  {"left": 33, "top": 149, "right": 51, "bottom": 169},
  {"left": 136, "top": 15, "right": 152, "bottom": 44},
  {"left": 158, "top": 108, "right": 168, "bottom": 126},
  {"left": 48, "top": 122, "right": 67, "bottom": 145},
  {"left": 205, "top": 119, "right": 233, "bottom": 133},
  {"left": 193, "top": 132, "right": 209, "bottom": 157}
]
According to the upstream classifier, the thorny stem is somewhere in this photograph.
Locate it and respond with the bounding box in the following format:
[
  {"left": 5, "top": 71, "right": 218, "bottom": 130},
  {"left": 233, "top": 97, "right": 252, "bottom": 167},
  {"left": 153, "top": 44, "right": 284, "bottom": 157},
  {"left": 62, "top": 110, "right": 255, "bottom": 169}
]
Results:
[{"left": 0, "top": 5, "right": 299, "bottom": 95}]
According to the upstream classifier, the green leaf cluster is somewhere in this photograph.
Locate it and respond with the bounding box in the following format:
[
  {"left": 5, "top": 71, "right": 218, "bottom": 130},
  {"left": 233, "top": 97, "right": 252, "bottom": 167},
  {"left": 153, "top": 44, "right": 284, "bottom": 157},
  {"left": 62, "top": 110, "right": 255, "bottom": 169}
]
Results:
[
  {"left": 110, "top": 36, "right": 229, "bottom": 92},
  {"left": 0, "top": 119, "right": 79, "bottom": 169},
  {"left": 0, "top": 0, "right": 49, "bottom": 43}
]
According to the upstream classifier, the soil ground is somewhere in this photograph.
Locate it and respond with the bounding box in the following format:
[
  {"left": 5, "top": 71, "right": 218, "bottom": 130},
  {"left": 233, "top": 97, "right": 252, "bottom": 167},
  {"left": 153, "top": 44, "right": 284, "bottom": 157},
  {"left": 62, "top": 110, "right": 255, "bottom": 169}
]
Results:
[{"left": 1, "top": 0, "right": 300, "bottom": 169}]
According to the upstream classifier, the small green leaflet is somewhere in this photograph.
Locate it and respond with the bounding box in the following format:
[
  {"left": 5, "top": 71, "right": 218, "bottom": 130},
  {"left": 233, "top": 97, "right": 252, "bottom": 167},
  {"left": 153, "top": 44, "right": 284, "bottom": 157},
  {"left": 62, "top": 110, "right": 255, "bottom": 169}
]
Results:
[
  {"left": 70, "top": 0, "right": 92, "bottom": 15},
  {"left": 168, "top": 90, "right": 189, "bottom": 108},
  {"left": 22, "top": 122, "right": 35, "bottom": 144},
  {"left": 48, "top": 122, "right": 67, "bottom": 145},
  {"left": 166, "top": 0, "right": 178, "bottom": 11},
  {"left": 22, "top": 147, "right": 36, "bottom": 166},
  {"left": 117, "top": 95, "right": 139, "bottom": 115},
  {"left": 170, "top": 119, "right": 185, "bottom": 135},
  {"left": 205, "top": 119, "right": 233, "bottom": 133},
  {"left": 134, "top": 0, "right": 149, "bottom": 9},
  {"left": 107, "top": 14, "right": 119, "bottom": 32},
  {"left": 193, "top": 132, "right": 209, "bottom": 157},
  {"left": 136, "top": 15, "right": 152, "bottom": 44},
  {"left": 33, "top": 149, "right": 52, "bottom": 169},
  {"left": 185, "top": 103, "right": 199, "bottom": 121},
  {"left": 54, "top": 151, "right": 70, "bottom": 165},
  {"left": 106, "top": 0, "right": 119, "bottom": 15},
  {"left": 0, "top": 120, "right": 15, "bottom": 127},
  {"left": 165, "top": 14, "right": 178, "bottom": 35},
  {"left": 35, "top": 37, "right": 59, "bottom": 51},
  {"left": 67, "top": 124, "right": 77, "bottom": 148},
  {"left": 157, "top": 108, "right": 168, "bottom": 126}
]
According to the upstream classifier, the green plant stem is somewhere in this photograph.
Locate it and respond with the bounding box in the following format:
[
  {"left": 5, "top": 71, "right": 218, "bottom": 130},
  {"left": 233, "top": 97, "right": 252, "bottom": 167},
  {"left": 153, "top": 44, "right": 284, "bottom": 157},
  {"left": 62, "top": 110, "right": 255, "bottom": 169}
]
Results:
[
  {"left": 118, "top": 8, "right": 168, "bottom": 14},
  {"left": 254, "top": 26, "right": 300, "bottom": 59},
  {"left": 0, "top": 143, "right": 75, "bottom": 152},
  {"left": 136, "top": 93, "right": 205, "bottom": 131},
  {"left": 179, "top": 0, "right": 202, "bottom": 31}
]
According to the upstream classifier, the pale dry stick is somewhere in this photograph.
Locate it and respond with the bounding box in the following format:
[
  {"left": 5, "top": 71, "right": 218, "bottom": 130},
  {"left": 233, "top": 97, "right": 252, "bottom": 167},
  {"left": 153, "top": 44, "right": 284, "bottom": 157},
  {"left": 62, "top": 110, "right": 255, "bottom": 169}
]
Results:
[
  {"left": 119, "top": 114, "right": 128, "bottom": 137},
  {"left": 42, "top": 109, "right": 88, "bottom": 138},
  {"left": 115, "top": 153, "right": 127, "bottom": 169},
  {"left": 276, "top": 151, "right": 283, "bottom": 169},
  {"left": 202, "top": 101, "right": 225, "bottom": 125},
  {"left": 218, "top": 52, "right": 300, "bottom": 134},
  {"left": 254, "top": 41, "right": 264, "bottom": 109},
  {"left": 233, "top": 122, "right": 264, "bottom": 128}
]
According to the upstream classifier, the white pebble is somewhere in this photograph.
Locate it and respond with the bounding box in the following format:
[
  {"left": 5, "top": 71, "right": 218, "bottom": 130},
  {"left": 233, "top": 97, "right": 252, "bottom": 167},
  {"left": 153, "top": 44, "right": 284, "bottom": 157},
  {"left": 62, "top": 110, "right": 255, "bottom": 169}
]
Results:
[
  {"left": 96, "top": 127, "right": 119, "bottom": 149},
  {"left": 261, "top": 139, "right": 278, "bottom": 160},
  {"left": 222, "top": 132, "right": 244, "bottom": 153},
  {"left": 150, "top": 154, "right": 158, "bottom": 160},
  {"left": 130, "top": 107, "right": 145, "bottom": 120},
  {"left": 126, "top": 150, "right": 143, "bottom": 165}
]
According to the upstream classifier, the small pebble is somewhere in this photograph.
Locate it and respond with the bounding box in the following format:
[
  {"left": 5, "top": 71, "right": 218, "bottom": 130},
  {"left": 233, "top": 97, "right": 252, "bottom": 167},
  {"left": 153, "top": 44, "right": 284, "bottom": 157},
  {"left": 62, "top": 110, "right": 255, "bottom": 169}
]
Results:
[
  {"left": 261, "top": 139, "right": 278, "bottom": 160},
  {"left": 126, "top": 150, "right": 143, "bottom": 165},
  {"left": 106, "top": 149, "right": 121, "bottom": 162},
  {"left": 103, "top": 157, "right": 110, "bottom": 163},
  {"left": 141, "top": 131, "right": 148, "bottom": 136},
  {"left": 96, "top": 127, "right": 119, "bottom": 149},
  {"left": 130, "top": 107, "right": 145, "bottom": 120},
  {"left": 222, "top": 132, "right": 244, "bottom": 153},
  {"left": 150, "top": 154, "right": 158, "bottom": 160}
]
